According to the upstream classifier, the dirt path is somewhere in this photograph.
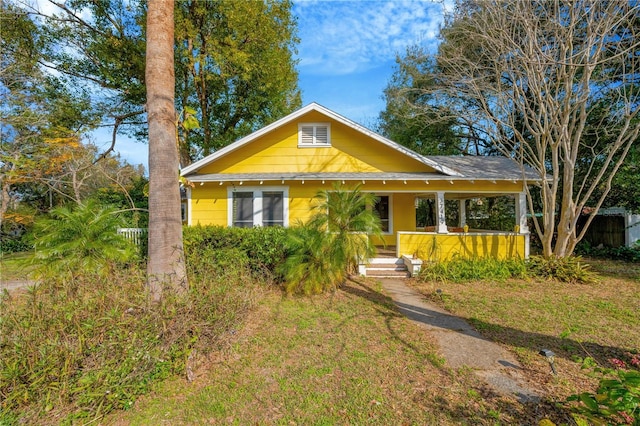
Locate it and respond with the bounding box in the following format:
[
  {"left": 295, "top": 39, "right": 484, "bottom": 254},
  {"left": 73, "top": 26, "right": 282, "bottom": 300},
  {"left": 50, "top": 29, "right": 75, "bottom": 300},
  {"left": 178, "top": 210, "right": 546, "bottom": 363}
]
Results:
[{"left": 379, "top": 278, "right": 540, "bottom": 403}]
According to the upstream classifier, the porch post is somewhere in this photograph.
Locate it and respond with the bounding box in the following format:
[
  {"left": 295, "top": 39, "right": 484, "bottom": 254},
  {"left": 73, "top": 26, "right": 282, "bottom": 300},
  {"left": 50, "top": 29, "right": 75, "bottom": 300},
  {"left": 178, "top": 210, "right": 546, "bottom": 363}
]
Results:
[
  {"left": 459, "top": 199, "right": 466, "bottom": 228},
  {"left": 516, "top": 192, "right": 529, "bottom": 233},
  {"left": 436, "top": 191, "right": 448, "bottom": 233},
  {"left": 516, "top": 191, "right": 530, "bottom": 259}
]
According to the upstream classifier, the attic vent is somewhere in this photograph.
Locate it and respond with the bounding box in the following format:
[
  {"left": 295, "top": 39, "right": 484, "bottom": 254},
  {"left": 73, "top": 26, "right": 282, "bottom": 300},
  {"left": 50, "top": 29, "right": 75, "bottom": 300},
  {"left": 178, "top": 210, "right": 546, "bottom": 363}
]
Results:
[{"left": 298, "top": 123, "right": 330, "bottom": 147}]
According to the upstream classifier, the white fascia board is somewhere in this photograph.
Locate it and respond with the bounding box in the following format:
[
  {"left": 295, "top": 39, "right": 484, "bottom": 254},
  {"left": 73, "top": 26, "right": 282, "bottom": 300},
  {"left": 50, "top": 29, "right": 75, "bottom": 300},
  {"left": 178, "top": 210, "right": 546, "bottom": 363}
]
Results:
[{"left": 181, "top": 103, "right": 322, "bottom": 176}]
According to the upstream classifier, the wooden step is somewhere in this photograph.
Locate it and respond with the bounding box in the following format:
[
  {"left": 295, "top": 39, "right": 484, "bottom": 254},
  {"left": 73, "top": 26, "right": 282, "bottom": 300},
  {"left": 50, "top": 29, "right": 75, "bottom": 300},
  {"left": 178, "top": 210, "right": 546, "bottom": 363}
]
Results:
[
  {"left": 363, "top": 257, "right": 409, "bottom": 278},
  {"left": 366, "top": 268, "right": 410, "bottom": 278}
]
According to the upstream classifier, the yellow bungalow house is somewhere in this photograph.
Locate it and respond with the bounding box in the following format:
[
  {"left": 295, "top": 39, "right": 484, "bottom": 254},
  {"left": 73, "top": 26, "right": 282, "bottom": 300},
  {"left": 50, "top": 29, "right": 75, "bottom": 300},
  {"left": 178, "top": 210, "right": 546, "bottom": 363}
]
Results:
[{"left": 181, "top": 103, "right": 537, "bottom": 275}]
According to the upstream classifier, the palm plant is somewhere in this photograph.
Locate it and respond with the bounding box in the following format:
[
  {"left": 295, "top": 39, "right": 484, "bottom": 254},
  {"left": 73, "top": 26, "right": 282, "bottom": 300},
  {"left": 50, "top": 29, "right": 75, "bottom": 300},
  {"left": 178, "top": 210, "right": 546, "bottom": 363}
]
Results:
[
  {"left": 281, "top": 184, "right": 383, "bottom": 294},
  {"left": 28, "top": 200, "right": 137, "bottom": 278},
  {"left": 280, "top": 225, "right": 344, "bottom": 295}
]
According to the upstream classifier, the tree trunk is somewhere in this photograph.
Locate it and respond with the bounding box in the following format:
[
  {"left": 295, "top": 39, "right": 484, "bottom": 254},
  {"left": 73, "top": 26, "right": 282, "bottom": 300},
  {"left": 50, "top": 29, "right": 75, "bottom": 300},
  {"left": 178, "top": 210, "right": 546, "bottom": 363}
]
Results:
[
  {"left": 146, "top": 0, "right": 187, "bottom": 302},
  {"left": 0, "top": 180, "right": 11, "bottom": 231}
]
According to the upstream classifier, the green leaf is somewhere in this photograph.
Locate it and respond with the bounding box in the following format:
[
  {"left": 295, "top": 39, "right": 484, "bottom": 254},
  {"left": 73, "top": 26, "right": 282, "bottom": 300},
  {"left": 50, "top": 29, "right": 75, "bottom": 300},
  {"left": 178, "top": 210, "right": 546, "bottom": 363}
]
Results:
[
  {"left": 183, "top": 116, "right": 200, "bottom": 131},
  {"left": 579, "top": 393, "right": 600, "bottom": 411}
]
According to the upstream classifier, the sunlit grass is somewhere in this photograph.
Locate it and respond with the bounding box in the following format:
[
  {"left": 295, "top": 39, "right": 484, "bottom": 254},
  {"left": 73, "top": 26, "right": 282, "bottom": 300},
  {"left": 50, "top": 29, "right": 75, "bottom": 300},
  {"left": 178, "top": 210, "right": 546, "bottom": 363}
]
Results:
[
  {"left": 412, "top": 257, "right": 640, "bottom": 400},
  {"left": 109, "top": 278, "right": 532, "bottom": 425},
  {"left": 102, "top": 260, "right": 640, "bottom": 425}
]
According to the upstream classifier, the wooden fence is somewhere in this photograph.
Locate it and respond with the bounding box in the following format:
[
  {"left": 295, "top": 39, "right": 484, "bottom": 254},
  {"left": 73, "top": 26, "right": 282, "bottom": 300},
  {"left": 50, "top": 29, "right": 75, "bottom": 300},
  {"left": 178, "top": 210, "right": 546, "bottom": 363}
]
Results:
[{"left": 577, "top": 215, "right": 625, "bottom": 248}]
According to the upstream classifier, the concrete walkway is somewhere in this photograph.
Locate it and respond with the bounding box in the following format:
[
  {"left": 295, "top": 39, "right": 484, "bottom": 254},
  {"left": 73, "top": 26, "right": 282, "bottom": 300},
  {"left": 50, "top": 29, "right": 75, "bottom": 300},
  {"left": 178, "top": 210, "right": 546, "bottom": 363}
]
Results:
[{"left": 379, "top": 278, "right": 539, "bottom": 402}]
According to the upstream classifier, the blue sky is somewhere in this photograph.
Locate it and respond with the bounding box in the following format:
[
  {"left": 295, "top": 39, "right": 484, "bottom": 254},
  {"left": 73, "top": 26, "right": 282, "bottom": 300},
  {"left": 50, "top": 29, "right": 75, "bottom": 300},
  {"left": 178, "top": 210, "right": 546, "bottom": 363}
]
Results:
[
  {"left": 293, "top": 0, "right": 444, "bottom": 125},
  {"left": 115, "top": 0, "right": 447, "bottom": 169}
]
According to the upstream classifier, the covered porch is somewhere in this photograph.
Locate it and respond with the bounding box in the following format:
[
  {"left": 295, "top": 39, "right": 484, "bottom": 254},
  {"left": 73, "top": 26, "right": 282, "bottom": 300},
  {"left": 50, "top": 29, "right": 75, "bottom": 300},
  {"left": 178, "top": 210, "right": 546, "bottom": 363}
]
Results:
[{"left": 371, "top": 189, "right": 531, "bottom": 262}]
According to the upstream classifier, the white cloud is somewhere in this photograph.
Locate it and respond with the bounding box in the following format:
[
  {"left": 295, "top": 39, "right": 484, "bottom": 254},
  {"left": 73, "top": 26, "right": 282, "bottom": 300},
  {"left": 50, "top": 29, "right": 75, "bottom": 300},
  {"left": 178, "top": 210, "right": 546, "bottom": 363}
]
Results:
[{"left": 294, "top": 0, "right": 444, "bottom": 76}]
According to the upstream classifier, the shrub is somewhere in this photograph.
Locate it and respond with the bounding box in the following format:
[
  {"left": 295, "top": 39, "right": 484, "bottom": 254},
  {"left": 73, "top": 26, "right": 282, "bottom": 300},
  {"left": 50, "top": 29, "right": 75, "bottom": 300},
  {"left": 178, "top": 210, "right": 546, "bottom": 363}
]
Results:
[
  {"left": 241, "top": 225, "right": 289, "bottom": 276},
  {"left": 418, "top": 256, "right": 528, "bottom": 283},
  {"left": 186, "top": 247, "right": 250, "bottom": 281},
  {"left": 0, "top": 234, "right": 32, "bottom": 254},
  {"left": 279, "top": 185, "right": 383, "bottom": 295},
  {"left": 567, "top": 354, "right": 640, "bottom": 425},
  {"left": 26, "top": 200, "right": 138, "bottom": 278},
  {"left": 279, "top": 225, "right": 345, "bottom": 295},
  {"left": 0, "top": 259, "right": 263, "bottom": 423},
  {"left": 182, "top": 225, "right": 289, "bottom": 280},
  {"left": 575, "top": 240, "right": 640, "bottom": 262},
  {"left": 526, "top": 255, "right": 596, "bottom": 284},
  {"left": 183, "top": 224, "right": 245, "bottom": 253}
]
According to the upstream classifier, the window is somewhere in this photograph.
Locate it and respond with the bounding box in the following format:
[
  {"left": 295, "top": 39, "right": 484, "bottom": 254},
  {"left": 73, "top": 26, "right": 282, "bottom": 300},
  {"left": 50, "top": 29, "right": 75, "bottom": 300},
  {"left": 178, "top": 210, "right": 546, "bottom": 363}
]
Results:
[
  {"left": 374, "top": 196, "right": 390, "bottom": 233},
  {"left": 228, "top": 187, "right": 288, "bottom": 228},
  {"left": 298, "top": 123, "right": 330, "bottom": 146},
  {"left": 181, "top": 202, "right": 187, "bottom": 223},
  {"left": 262, "top": 191, "right": 284, "bottom": 226},
  {"left": 232, "top": 192, "right": 254, "bottom": 228}
]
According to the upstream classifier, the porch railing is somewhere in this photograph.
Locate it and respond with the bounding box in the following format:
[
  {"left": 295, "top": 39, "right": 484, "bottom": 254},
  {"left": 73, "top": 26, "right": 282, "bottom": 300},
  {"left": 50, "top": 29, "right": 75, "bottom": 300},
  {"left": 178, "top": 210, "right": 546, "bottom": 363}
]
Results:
[{"left": 397, "top": 231, "right": 527, "bottom": 261}]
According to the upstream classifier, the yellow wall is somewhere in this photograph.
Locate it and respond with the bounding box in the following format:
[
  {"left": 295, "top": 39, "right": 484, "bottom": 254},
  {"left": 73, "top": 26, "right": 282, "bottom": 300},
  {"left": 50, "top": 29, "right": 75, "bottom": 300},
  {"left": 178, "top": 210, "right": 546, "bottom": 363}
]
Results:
[
  {"left": 188, "top": 107, "right": 526, "bottom": 257},
  {"left": 197, "top": 111, "right": 434, "bottom": 175},
  {"left": 189, "top": 180, "right": 523, "bottom": 228},
  {"left": 397, "top": 232, "right": 526, "bottom": 261},
  {"left": 189, "top": 185, "right": 228, "bottom": 226}
]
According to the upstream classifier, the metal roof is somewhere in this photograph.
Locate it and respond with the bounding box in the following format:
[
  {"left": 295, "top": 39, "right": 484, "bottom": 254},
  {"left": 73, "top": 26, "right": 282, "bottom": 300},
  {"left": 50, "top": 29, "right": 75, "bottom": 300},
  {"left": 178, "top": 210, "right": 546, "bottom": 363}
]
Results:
[{"left": 425, "top": 156, "right": 540, "bottom": 180}]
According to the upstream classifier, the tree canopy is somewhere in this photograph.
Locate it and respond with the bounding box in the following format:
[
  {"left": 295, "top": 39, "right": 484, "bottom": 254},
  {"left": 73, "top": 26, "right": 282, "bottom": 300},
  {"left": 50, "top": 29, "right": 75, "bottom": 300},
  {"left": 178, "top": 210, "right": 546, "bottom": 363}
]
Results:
[
  {"left": 22, "top": 0, "right": 300, "bottom": 166},
  {"left": 379, "top": 48, "right": 474, "bottom": 156},
  {"left": 382, "top": 0, "right": 640, "bottom": 257},
  {"left": 2, "top": 0, "right": 300, "bottom": 247},
  {"left": 174, "top": 0, "right": 301, "bottom": 164}
]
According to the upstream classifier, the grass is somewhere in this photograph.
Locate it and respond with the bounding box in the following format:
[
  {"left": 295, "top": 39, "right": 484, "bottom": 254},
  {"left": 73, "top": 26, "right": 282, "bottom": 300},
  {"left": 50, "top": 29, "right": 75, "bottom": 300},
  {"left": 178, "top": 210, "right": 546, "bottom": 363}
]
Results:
[
  {"left": 0, "top": 252, "right": 31, "bottom": 283},
  {"left": 0, "top": 253, "right": 28, "bottom": 290},
  {"left": 107, "top": 278, "right": 549, "bottom": 425},
  {"left": 104, "top": 266, "right": 636, "bottom": 426},
  {"left": 411, "top": 258, "right": 640, "bottom": 401},
  {"left": 8, "top": 257, "right": 639, "bottom": 424},
  {"left": 0, "top": 261, "right": 264, "bottom": 424}
]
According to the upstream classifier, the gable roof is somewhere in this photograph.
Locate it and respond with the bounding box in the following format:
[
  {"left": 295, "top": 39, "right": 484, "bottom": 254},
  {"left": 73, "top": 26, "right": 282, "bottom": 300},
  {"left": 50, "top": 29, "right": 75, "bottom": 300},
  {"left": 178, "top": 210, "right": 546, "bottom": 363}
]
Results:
[
  {"left": 181, "top": 102, "right": 463, "bottom": 177},
  {"left": 181, "top": 103, "right": 542, "bottom": 183}
]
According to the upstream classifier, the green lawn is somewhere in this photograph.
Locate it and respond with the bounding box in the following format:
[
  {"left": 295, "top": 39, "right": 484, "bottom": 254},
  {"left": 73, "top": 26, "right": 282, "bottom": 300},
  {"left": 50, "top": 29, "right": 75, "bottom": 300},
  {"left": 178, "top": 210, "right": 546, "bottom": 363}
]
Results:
[
  {"left": 410, "top": 258, "right": 640, "bottom": 401},
  {"left": 2, "top": 257, "right": 628, "bottom": 425},
  {"left": 101, "top": 266, "right": 640, "bottom": 425}
]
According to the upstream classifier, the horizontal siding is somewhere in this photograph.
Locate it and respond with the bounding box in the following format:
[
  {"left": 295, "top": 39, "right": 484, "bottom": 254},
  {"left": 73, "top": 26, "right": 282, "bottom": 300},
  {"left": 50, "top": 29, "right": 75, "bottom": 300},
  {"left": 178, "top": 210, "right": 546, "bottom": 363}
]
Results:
[
  {"left": 190, "top": 186, "right": 228, "bottom": 226},
  {"left": 393, "top": 193, "right": 416, "bottom": 232},
  {"left": 288, "top": 185, "right": 319, "bottom": 225},
  {"left": 188, "top": 181, "right": 524, "bottom": 229},
  {"left": 198, "top": 111, "right": 433, "bottom": 175}
]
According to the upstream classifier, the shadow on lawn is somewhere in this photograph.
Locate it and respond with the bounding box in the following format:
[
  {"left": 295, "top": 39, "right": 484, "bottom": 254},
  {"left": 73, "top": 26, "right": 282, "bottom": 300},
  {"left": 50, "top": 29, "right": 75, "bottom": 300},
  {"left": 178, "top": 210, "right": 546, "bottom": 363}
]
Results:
[
  {"left": 346, "top": 277, "right": 634, "bottom": 368},
  {"left": 340, "top": 277, "right": 624, "bottom": 425}
]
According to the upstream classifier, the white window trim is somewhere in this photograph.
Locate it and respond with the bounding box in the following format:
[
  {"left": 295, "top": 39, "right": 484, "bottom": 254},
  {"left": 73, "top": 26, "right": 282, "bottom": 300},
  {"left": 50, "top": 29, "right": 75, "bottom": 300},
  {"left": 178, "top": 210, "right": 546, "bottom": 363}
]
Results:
[
  {"left": 298, "top": 123, "right": 331, "bottom": 147},
  {"left": 186, "top": 187, "right": 192, "bottom": 226},
  {"left": 374, "top": 193, "right": 393, "bottom": 235},
  {"left": 227, "top": 186, "right": 289, "bottom": 228}
]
